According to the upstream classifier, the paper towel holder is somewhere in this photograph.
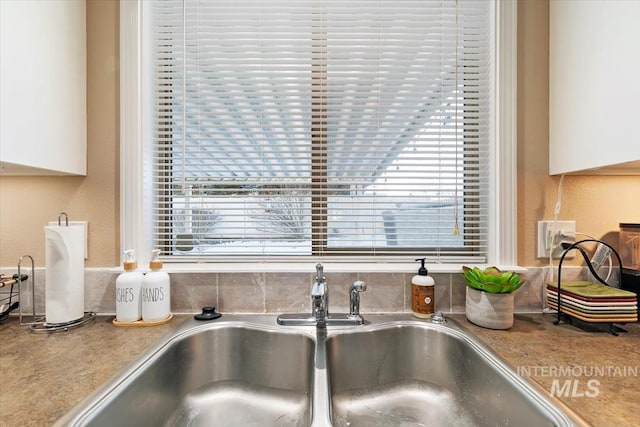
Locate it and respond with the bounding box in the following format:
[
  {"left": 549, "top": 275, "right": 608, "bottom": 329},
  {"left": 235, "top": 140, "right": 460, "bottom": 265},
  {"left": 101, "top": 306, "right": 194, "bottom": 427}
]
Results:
[
  {"left": 29, "top": 312, "right": 96, "bottom": 333},
  {"left": 39, "top": 212, "right": 97, "bottom": 332},
  {"left": 14, "top": 253, "right": 96, "bottom": 333},
  {"left": 58, "top": 212, "right": 69, "bottom": 226},
  {"left": 21, "top": 211, "right": 97, "bottom": 332}
]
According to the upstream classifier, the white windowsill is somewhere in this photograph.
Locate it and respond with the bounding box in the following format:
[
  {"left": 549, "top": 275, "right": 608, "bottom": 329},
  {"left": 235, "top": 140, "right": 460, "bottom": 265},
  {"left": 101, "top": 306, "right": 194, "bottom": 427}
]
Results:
[{"left": 123, "top": 262, "right": 526, "bottom": 274}]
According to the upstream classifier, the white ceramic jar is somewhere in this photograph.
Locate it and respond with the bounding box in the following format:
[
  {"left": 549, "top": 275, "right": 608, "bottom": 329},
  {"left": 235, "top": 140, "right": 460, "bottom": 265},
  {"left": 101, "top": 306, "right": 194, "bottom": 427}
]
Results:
[{"left": 465, "top": 286, "right": 514, "bottom": 329}]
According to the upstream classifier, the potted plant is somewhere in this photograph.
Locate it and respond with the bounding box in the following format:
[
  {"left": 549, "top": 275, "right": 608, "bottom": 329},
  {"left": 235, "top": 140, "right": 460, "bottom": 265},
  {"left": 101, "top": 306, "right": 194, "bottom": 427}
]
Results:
[{"left": 461, "top": 266, "right": 524, "bottom": 329}]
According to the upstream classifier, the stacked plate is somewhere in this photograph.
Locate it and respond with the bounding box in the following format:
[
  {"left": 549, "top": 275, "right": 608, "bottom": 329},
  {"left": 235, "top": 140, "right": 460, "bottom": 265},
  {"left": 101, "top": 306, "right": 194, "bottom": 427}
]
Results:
[{"left": 546, "top": 281, "right": 638, "bottom": 323}]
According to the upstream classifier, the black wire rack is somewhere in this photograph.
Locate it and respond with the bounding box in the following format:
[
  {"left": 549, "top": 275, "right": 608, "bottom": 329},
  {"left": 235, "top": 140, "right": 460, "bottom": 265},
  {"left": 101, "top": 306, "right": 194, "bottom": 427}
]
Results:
[{"left": 552, "top": 239, "right": 636, "bottom": 336}]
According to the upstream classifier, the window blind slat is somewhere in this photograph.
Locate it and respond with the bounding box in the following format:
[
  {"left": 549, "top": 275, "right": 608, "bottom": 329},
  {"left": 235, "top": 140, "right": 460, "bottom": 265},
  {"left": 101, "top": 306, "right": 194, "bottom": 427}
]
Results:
[{"left": 149, "top": 0, "right": 492, "bottom": 260}]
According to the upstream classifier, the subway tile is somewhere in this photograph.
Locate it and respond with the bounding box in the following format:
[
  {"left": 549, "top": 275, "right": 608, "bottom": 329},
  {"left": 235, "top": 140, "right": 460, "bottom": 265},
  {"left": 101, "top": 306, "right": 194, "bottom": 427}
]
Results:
[
  {"left": 84, "top": 269, "right": 118, "bottom": 314},
  {"left": 218, "top": 273, "right": 265, "bottom": 313},
  {"left": 326, "top": 272, "right": 358, "bottom": 313},
  {"left": 170, "top": 273, "right": 217, "bottom": 314},
  {"left": 514, "top": 272, "right": 543, "bottom": 313},
  {"left": 553, "top": 265, "right": 584, "bottom": 282},
  {"left": 432, "top": 273, "right": 451, "bottom": 314},
  {"left": 357, "top": 273, "right": 404, "bottom": 313},
  {"left": 265, "top": 272, "right": 311, "bottom": 313},
  {"left": 0, "top": 267, "right": 44, "bottom": 316},
  {"left": 451, "top": 272, "right": 467, "bottom": 313}
]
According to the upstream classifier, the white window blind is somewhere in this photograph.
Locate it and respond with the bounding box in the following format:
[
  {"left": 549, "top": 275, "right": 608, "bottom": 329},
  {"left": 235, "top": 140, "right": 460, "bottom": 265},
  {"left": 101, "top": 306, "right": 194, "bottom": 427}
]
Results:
[{"left": 149, "top": 0, "right": 492, "bottom": 261}]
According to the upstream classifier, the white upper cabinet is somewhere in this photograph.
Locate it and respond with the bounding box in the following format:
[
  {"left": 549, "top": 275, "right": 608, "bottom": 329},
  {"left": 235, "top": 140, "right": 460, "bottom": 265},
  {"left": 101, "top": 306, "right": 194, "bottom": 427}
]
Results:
[
  {"left": 0, "top": 0, "right": 86, "bottom": 176},
  {"left": 549, "top": 1, "right": 640, "bottom": 175}
]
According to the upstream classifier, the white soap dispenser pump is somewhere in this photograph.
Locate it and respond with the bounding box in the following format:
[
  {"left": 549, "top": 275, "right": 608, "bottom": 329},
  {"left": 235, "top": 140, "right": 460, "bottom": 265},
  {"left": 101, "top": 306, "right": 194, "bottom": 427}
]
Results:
[
  {"left": 141, "top": 249, "right": 171, "bottom": 322},
  {"left": 115, "top": 250, "right": 143, "bottom": 323}
]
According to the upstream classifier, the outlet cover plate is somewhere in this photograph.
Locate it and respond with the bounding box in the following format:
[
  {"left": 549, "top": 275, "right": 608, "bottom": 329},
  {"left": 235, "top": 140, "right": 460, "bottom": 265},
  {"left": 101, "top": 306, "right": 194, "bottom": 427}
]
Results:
[{"left": 537, "top": 220, "right": 575, "bottom": 259}]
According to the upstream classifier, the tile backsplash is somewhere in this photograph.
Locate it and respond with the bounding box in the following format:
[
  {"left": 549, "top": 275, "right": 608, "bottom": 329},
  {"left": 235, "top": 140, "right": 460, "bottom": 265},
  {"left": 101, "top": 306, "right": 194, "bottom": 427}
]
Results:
[{"left": 2, "top": 266, "right": 594, "bottom": 316}]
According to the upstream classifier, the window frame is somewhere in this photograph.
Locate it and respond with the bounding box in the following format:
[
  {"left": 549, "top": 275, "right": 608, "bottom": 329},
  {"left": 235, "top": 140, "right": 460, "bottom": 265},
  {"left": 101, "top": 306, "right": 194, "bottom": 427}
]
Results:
[{"left": 119, "top": 0, "right": 517, "bottom": 271}]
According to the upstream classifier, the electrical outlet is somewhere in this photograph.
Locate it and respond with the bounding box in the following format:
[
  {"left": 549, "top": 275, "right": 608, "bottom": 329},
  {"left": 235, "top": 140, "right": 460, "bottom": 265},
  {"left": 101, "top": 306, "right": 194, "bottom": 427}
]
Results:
[{"left": 537, "top": 220, "right": 576, "bottom": 259}]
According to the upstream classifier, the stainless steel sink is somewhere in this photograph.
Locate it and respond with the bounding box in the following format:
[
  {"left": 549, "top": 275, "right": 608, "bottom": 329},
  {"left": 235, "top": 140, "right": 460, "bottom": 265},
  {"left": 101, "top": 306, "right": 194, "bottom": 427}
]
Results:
[
  {"left": 56, "top": 319, "right": 315, "bottom": 427},
  {"left": 56, "top": 315, "right": 589, "bottom": 427},
  {"left": 326, "top": 323, "right": 582, "bottom": 427}
]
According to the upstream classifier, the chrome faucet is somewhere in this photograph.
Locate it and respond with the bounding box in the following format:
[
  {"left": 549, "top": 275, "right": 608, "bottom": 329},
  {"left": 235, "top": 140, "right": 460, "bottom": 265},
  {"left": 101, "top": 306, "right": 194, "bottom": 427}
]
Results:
[
  {"left": 311, "top": 263, "right": 328, "bottom": 322},
  {"left": 277, "top": 263, "right": 367, "bottom": 327}
]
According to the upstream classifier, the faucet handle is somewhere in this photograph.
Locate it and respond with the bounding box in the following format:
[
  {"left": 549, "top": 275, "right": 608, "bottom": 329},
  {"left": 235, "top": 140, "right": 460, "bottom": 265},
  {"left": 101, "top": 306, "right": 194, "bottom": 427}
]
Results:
[
  {"left": 315, "top": 263, "right": 324, "bottom": 282},
  {"left": 351, "top": 280, "right": 366, "bottom": 293},
  {"left": 349, "top": 280, "right": 367, "bottom": 318},
  {"left": 312, "top": 263, "right": 327, "bottom": 296}
]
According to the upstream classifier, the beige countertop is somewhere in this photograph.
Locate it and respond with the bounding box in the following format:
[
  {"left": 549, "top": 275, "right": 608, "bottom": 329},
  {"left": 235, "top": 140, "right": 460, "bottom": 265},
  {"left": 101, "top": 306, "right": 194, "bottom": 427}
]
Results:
[{"left": 1, "top": 313, "right": 639, "bottom": 426}]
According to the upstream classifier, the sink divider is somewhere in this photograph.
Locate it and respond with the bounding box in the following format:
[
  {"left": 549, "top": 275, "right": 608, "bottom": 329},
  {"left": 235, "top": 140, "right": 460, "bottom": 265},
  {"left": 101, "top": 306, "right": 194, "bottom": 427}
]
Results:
[{"left": 311, "top": 326, "right": 333, "bottom": 427}]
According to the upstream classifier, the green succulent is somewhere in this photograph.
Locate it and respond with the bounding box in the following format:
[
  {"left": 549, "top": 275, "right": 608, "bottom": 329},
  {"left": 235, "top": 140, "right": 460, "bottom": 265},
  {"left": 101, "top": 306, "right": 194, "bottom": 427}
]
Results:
[{"left": 461, "top": 266, "right": 524, "bottom": 294}]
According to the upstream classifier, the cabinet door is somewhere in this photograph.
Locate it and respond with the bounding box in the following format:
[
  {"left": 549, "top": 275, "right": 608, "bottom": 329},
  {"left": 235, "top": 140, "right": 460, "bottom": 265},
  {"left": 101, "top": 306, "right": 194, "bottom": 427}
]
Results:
[
  {"left": 550, "top": 1, "right": 640, "bottom": 175},
  {"left": 0, "top": 0, "right": 86, "bottom": 175}
]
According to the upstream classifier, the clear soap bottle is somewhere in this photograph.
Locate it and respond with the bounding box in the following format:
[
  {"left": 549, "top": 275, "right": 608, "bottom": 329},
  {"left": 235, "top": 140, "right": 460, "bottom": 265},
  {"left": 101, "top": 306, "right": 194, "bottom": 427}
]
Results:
[
  {"left": 115, "top": 250, "right": 143, "bottom": 323},
  {"left": 141, "top": 249, "right": 171, "bottom": 322}
]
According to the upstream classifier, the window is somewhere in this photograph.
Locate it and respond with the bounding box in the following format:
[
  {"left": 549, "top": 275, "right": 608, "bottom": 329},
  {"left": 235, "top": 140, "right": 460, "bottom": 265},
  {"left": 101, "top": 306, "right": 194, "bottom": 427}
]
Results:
[{"left": 121, "top": 0, "right": 517, "bottom": 266}]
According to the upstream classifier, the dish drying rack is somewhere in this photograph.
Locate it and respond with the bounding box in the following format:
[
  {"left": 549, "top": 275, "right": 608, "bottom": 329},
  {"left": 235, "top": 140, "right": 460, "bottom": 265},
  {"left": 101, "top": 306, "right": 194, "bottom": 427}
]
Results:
[
  {"left": 0, "top": 255, "right": 95, "bottom": 332},
  {"left": 0, "top": 255, "right": 35, "bottom": 321},
  {"left": 551, "top": 239, "right": 637, "bottom": 336}
]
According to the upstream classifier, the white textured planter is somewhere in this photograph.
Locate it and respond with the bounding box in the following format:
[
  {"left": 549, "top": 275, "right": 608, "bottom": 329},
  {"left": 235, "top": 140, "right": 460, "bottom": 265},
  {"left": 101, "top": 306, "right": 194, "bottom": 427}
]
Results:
[{"left": 465, "top": 287, "right": 514, "bottom": 330}]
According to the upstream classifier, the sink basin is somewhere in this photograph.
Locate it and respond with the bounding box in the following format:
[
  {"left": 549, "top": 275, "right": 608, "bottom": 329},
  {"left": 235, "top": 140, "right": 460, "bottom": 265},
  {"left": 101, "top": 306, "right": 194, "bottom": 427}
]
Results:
[
  {"left": 57, "top": 321, "right": 315, "bottom": 427},
  {"left": 57, "top": 315, "right": 588, "bottom": 427},
  {"left": 326, "top": 323, "right": 584, "bottom": 427}
]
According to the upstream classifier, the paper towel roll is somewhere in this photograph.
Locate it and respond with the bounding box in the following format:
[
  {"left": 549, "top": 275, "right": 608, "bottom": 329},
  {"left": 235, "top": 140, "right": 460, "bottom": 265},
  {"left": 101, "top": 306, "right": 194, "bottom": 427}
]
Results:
[{"left": 45, "top": 225, "right": 85, "bottom": 324}]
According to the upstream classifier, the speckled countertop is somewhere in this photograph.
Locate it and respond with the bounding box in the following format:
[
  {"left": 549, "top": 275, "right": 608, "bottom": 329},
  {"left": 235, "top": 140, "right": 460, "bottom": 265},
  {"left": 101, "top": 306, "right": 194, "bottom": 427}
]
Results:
[{"left": 1, "top": 313, "right": 639, "bottom": 426}]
